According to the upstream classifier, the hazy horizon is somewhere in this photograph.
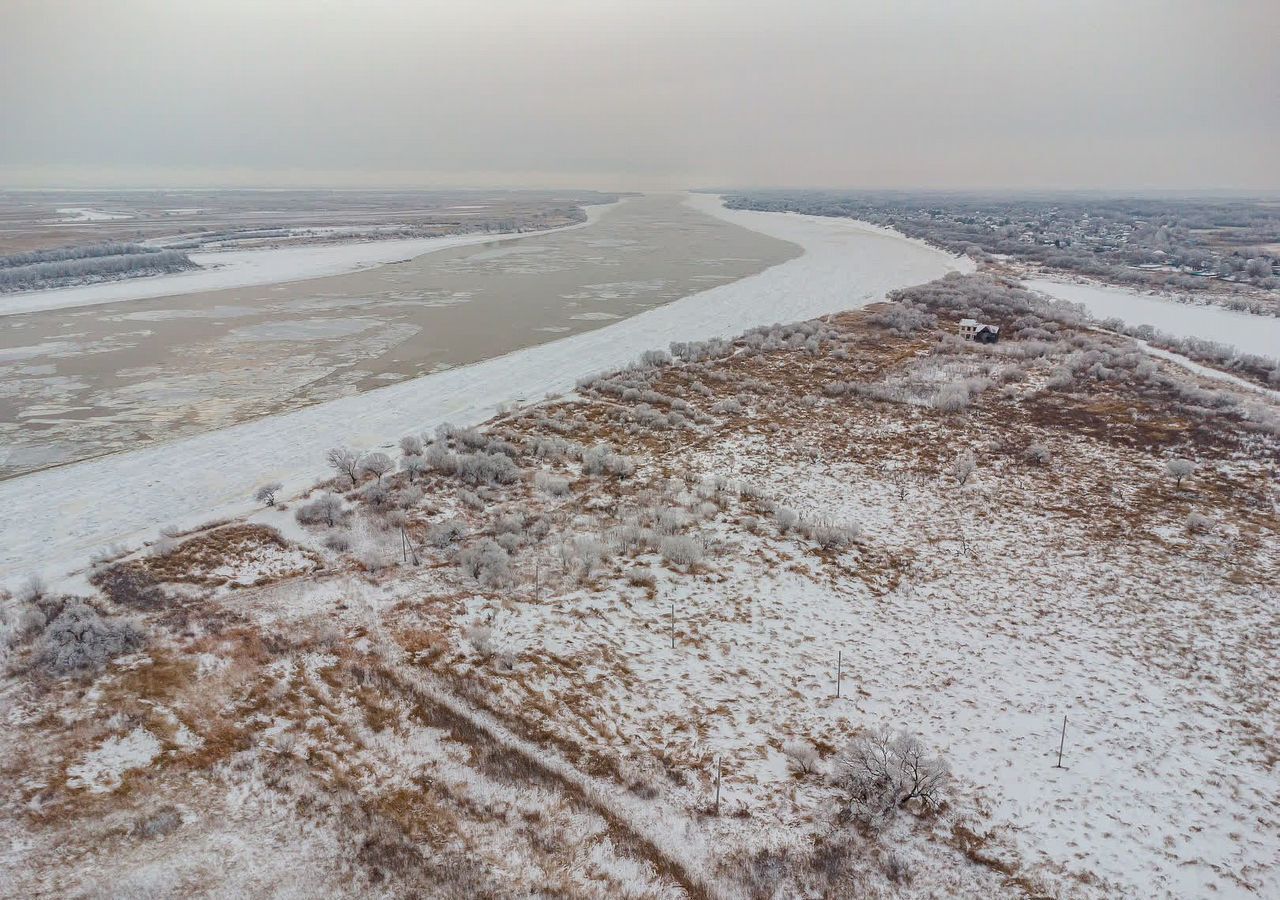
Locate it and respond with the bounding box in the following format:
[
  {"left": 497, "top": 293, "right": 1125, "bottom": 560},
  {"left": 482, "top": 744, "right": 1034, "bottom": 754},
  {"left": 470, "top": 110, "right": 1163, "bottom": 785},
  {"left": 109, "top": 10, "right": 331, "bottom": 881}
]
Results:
[{"left": 3, "top": 0, "right": 1277, "bottom": 192}]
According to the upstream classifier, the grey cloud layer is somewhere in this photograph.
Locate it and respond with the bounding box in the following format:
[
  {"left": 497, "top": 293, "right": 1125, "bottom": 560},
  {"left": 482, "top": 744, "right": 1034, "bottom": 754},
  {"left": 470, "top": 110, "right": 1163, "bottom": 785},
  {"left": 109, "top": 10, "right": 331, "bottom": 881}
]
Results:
[{"left": 1, "top": 0, "right": 1275, "bottom": 189}]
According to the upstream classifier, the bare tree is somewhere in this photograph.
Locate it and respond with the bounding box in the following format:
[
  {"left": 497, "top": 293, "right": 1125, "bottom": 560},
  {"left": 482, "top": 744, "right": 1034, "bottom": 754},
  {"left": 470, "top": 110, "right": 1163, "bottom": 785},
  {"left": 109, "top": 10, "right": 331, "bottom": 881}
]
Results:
[
  {"left": 326, "top": 447, "right": 360, "bottom": 485},
  {"left": 833, "top": 729, "right": 949, "bottom": 827},
  {"left": 402, "top": 456, "right": 427, "bottom": 481},
  {"left": 254, "top": 481, "right": 283, "bottom": 506}
]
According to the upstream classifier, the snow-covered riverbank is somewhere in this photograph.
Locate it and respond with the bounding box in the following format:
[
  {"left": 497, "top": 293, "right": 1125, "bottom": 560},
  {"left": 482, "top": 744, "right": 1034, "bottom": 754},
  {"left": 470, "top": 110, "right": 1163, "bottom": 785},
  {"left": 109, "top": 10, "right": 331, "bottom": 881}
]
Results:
[
  {"left": 0, "top": 201, "right": 622, "bottom": 319},
  {"left": 0, "top": 195, "right": 970, "bottom": 584}
]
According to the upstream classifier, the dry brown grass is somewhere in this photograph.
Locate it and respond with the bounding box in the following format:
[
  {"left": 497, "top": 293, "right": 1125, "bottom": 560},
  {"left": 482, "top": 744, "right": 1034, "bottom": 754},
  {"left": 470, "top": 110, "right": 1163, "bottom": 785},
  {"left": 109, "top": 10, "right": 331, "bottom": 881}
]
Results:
[{"left": 142, "top": 523, "right": 322, "bottom": 587}]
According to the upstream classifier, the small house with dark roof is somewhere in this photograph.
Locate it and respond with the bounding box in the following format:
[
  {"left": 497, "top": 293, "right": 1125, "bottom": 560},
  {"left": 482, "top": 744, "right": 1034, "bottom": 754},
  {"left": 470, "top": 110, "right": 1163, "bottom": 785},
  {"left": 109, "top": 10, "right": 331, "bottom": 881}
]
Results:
[{"left": 958, "top": 318, "right": 1000, "bottom": 344}]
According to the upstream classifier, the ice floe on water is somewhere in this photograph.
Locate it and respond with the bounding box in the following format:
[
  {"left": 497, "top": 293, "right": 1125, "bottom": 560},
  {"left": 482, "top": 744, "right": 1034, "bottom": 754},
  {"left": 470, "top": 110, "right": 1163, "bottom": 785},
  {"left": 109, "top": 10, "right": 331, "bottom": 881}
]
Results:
[{"left": 226, "top": 318, "right": 379, "bottom": 342}]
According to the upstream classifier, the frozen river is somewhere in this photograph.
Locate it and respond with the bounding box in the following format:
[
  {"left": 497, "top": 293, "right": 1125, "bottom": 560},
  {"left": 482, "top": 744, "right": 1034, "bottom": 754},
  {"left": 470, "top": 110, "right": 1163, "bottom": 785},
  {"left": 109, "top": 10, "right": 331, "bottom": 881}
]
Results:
[
  {"left": 0, "top": 194, "right": 797, "bottom": 478},
  {"left": 0, "top": 194, "right": 969, "bottom": 582},
  {"left": 1026, "top": 278, "right": 1280, "bottom": 360}
]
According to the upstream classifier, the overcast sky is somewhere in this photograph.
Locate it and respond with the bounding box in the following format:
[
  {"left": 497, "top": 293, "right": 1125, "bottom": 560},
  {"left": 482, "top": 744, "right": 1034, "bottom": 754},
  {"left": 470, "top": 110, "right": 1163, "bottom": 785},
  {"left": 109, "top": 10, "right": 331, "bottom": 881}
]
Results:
[{"left": 2, "top": 0, "right": 1276, "bottom": 191}]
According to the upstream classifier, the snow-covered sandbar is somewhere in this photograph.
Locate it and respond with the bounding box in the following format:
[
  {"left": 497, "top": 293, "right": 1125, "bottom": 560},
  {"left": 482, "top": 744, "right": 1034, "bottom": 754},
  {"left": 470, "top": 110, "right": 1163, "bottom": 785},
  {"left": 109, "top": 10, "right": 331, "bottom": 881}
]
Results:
[
  {"left": 0, "top": 201, "right": 620, "bottom": 319},
  {"left": 0, "top": 194, "right": 971, "bottom": 583}
]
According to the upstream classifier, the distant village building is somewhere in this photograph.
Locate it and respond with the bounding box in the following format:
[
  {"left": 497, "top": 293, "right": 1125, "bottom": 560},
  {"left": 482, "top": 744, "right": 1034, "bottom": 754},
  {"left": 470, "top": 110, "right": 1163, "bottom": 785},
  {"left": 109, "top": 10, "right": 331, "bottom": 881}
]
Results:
[{"left": 958, "top": 318, "right": 1000, "bottom": 344}]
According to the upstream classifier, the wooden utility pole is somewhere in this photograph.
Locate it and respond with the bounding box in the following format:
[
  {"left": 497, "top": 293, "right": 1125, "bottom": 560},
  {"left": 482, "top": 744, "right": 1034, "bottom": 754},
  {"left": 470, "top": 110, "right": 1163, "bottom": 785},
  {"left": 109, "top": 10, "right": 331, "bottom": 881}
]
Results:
[
  {"left": 1054, "top": 715, "right": 1067, "bottom": 768},
  {"left": 714, "top": 755, "right": 722, "bottom": 815},
  {"left": 670, "top": 603, "right": 675, "bottom": 649},
  {"left": 836, "top": 651, "right": 842, "bottom": 698}
]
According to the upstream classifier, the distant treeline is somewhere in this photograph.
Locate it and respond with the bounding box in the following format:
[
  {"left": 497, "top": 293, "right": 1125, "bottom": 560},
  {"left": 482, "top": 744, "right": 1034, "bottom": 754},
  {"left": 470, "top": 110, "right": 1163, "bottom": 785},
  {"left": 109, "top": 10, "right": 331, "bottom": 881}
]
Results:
[
  {"left": 724, "top": 191, "right": 1280, "bottom": 299},
  {"left": 0, "top": 243, "right": 197, "bottom": 292}
]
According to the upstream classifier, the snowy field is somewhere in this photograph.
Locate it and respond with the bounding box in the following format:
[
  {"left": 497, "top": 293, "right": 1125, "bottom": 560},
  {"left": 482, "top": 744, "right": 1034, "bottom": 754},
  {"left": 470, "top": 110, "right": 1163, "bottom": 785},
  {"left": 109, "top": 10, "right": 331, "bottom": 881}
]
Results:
[
  {"left": 1, "top": 201, "right": 620, "bottom": 319},
  {"left": 0, "top": 195, "right": 970, "bottom": 586},
  {"left": 1026, "top": 277, "right": 1280, "bottom": 359}
]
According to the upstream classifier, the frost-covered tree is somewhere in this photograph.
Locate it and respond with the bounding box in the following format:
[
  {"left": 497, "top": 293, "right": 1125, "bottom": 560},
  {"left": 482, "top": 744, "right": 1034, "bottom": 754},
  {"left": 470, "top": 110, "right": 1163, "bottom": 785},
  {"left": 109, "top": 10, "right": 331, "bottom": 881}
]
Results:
[
  {"left": 833, "top": 729, "right": 949, "bottom": 827},
  {"left": 401, "top": 456, "right": 428, "bottom": 481},
  {"left": 360, "top": 452, "right": 394, "bottom": 483},
  {"left": 951, "top": 450, "right": 977, "bottom": 486},
  {"left": 458, "top": 539, "right": 511, "bottom": 586},
  {"left": 1166, "top": 457, "right": 1195, "bottom": 488},
  {"left": 254, "top": 482, "right": 283, "bottom": 506}
]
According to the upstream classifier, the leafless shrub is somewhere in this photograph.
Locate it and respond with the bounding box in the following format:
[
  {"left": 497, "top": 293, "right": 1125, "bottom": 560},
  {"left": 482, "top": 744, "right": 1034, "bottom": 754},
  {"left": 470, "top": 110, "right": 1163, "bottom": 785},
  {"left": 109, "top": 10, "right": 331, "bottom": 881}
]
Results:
[
  {"left": 16, "top": 574, "right": 46, "bottom": 604},
  {"left": 1046, "top": 367, "right": 1074, "bottom": 390},
  {"left": 361, "top": 481, "right": 391, "bottom": 510},
  {"left": 358, "top": 549, "right": 389, "bottom": 572},
  {"left": 659, "top": 535, "right": 703, "bottom": 568},
  {"left": 810, "top": 522, "right": 860, "bottom": 550},
  {"left": 1186, "top": 511, "right": 1214, "bottom": 533},
  {"left": 626, "top": 566, "right": 656, "bottom": 587},
  {"left": 455, "top": 427, "right": 489, "bottom": 450},
  {"left": 395, "top": 485, "right": 424, "bottom": 508},
  {"left": 567, "top": 536, "right": 607, "bottom": 577},
  {"left": 582, "top": 443, "right": 636, "bottom": 478},
  {"left": 868, "top": 300, "right": 936, "bottom": 335},
  {"left": 427, "top": 519, "right": 467, "bottom": 548},
  {"left": 783, "top": 740, "right": 820, "bottom": 775},
  {"left": 611, "top": 524, "right": 654, "bottom": 554},
  {"left": 739, "top": 482, "right": 767, "bottom": 501},
  {"left": 135, "top": 806, "right": 182, "bottom": 839},
  {"left": 425, "top": 441, "right": 458, "bottom": 473},
  {"left": 655, "top": 507, "right": 690, "bottom": 534},
  {"left": 932, "top": 382, "right": 971, "bottom": 412},
  {"left": 1022, "top": 443, "right": 1052, "bottom": 465},
  {"left": 399, "top": 435, "right": 423, "bottom": 456},
  {"left": 640, "top": 348, "right": 672, "bottom": 367},
  {"left": 774, "top": 506, "right": 800, "bottom": 534},
  {"left": 35, "top": 599, "right": 146, "bottom": 676},
  {"left": 296, "top": 493, "right": 347, "bottom": 528},
  {"left": 461, "top": 620, "right": 495, "bottom": 657},
  {"left": 458, "top": 539, "right": 511, "bottom": 586},
  {"left": 459, "top": 489, "right": 487, "bottom": 512},
  {"left": 323, "top": 531, "right": 352, "bottom": 552},
  {"left": 455, "top": 451, "right": 520, "bottom": 485},
  {"left": 534, "top": 471, "right": 571, "bottom": 496},
  {"left": 882, "top": 851, "right": 912, "bottom": 885}
]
